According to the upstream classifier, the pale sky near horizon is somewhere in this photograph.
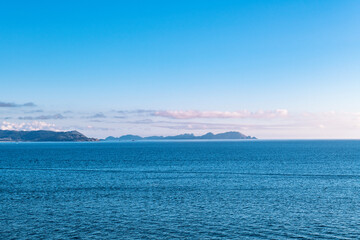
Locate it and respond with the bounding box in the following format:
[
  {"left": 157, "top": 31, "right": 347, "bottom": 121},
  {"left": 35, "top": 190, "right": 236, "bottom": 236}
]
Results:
[{"left": 1, "top": 0, "right": 360, "bottom": 139}]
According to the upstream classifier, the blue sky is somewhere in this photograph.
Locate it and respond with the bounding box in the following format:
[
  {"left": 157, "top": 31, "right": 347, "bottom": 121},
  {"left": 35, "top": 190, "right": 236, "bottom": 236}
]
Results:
[{"left": 1, "top": 0, "right": 360, "bottom": 138}]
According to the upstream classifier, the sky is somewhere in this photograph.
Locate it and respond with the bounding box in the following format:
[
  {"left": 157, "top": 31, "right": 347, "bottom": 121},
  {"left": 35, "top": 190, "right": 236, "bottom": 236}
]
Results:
[{"left": 1, "top": 0, "right": 360, "bottom": 139}]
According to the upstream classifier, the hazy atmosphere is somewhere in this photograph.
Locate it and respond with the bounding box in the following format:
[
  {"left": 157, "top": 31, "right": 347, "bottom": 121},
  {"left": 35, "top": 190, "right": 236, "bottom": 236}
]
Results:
[{"left": 1, "top": 0, "right": 360, "bottom": 139}]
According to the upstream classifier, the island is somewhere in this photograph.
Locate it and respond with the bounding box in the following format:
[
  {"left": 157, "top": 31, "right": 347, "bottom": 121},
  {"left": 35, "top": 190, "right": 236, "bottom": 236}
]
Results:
[
  {"left": 0, "top": 130, "right": 98, "bottom": 142},
  {"left": 103, "top": 131, "right": 256, "bottom": 141}
]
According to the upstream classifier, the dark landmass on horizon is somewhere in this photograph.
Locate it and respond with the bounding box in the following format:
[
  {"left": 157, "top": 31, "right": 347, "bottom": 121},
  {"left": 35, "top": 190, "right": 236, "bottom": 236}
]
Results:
[
  {"left": 0, "top": 130, "right": 97, "bottom": 142},
  {"left": 0, "top": 130, "right": 256, "bottom": 142},
  {"left": 104, "top": 131, "right": 256, "bottom": 141}
]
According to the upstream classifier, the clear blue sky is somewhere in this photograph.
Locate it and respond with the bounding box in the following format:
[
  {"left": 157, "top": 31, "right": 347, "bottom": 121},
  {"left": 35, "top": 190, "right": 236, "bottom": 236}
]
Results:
[{"left": 1, "top": 1, "right": 360, "bottom": 138}]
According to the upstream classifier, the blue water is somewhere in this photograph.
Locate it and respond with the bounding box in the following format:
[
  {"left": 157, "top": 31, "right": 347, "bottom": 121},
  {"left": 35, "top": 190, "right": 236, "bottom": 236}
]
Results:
[{"left": 1, "top": 141, "right": 360, "bottom": 239}]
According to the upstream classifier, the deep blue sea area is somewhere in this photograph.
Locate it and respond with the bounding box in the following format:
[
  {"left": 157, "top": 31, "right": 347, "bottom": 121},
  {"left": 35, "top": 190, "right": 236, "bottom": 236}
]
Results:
[{"left": 1, "top": 140, "right": 360, "bottom": 239}]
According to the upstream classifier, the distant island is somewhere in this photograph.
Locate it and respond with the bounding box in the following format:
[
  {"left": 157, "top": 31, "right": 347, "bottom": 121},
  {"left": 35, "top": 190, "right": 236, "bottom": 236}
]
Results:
[
  {"left": 103, "top": 131, "right": 256, "bottom": 141},
  {"left": 0, "top": 130, "right": 97, "bottom": 142},
  {"left": 0, "top": 130, "right": 256, "bottom": 142}
]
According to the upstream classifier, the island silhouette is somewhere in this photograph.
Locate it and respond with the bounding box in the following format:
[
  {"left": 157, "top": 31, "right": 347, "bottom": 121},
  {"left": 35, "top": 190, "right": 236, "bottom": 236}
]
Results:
[
  {"left": 0, "top": 130, "right": 256, "bottom": 142},
  {"left": 104, "top": 131, "right": 256, "bottom": 141}
]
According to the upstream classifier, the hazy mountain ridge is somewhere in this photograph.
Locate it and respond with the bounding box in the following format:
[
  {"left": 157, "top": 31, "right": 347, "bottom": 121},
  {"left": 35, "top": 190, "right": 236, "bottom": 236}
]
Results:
[
  {"left": 0, "top": 130, "right": 97, "bottom": 142},
  {"left": 104, "top": 131, "right": 256, "bottom": 141}
]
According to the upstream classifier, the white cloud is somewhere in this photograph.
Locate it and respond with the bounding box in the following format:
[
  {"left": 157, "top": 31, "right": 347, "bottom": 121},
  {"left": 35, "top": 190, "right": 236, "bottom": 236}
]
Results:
[
  {"left": 153, "top": 109, "right": 288, "bottom": 119},
  {"left": 0, "top": 121, "right": 59, "bottom": 131},
  {"left": 18, "top": 114, "right": 66, "bottom": 120}
]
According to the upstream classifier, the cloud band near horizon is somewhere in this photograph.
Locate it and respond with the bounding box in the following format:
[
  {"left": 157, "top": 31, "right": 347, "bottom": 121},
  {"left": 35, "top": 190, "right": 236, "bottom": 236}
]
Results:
[
  {"left": 0, "top": 101, "right": 36, "bottom": 108},
  {"left": 152, "top": 109, "right": 289, "bottom": 119}
]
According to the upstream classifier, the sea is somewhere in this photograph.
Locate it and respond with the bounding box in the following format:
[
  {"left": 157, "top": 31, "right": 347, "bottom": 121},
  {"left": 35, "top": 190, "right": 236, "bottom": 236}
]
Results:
[{"left": 1, "top": 140, "right": 360, "bottom": 239}]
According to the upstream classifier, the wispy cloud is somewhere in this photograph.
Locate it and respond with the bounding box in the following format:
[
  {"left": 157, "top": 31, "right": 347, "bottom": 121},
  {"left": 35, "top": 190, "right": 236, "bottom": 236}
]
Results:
[
  {"left": 24, "top": 110, "right": 44, "bottom": 113},
  {"left": 156, "top": 123, "right": 297, "bottom": 131},
  {"left": 114, "top": 110, "right": 155, "bottom": 118},
  {"left": 112, "top": 109, "right": 289, "bottom": 120},
  {"left": 62, "top": 124, "right": 113, "bottom": 131},
  {"left": 0, "top": 101, "right": 36, "bottom": 108},
  {"left": 152, "top": 109, "right": 288, "bottom": 119},
  {"left": 0, "top": 121, "right": 59, "bottom": 131},
  {"left": 18, "top": 114, "right": 66, "bottom": 120},
  {"left": 127, "top": 119, "right": 298, "bottom": 130},
  {"left": 116, "top": 110, "right": 154, "bottom": 115},
  {"left": 86, "top": 113, "right": 107, "bottom": 119},
  {"left": 130, "top": 119, "right": 154, "bottom": 124}
]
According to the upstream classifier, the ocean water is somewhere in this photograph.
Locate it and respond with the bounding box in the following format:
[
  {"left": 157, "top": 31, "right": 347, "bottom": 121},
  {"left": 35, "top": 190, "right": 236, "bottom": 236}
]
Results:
[{"left": 1, "top": 140, "right": 360, "bottom": 239}]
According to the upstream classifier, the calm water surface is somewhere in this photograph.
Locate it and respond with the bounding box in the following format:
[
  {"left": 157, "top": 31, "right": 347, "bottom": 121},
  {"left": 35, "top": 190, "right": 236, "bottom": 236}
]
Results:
[{"left": 1, "top": 141, "right": 360, "bottom": 239}]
